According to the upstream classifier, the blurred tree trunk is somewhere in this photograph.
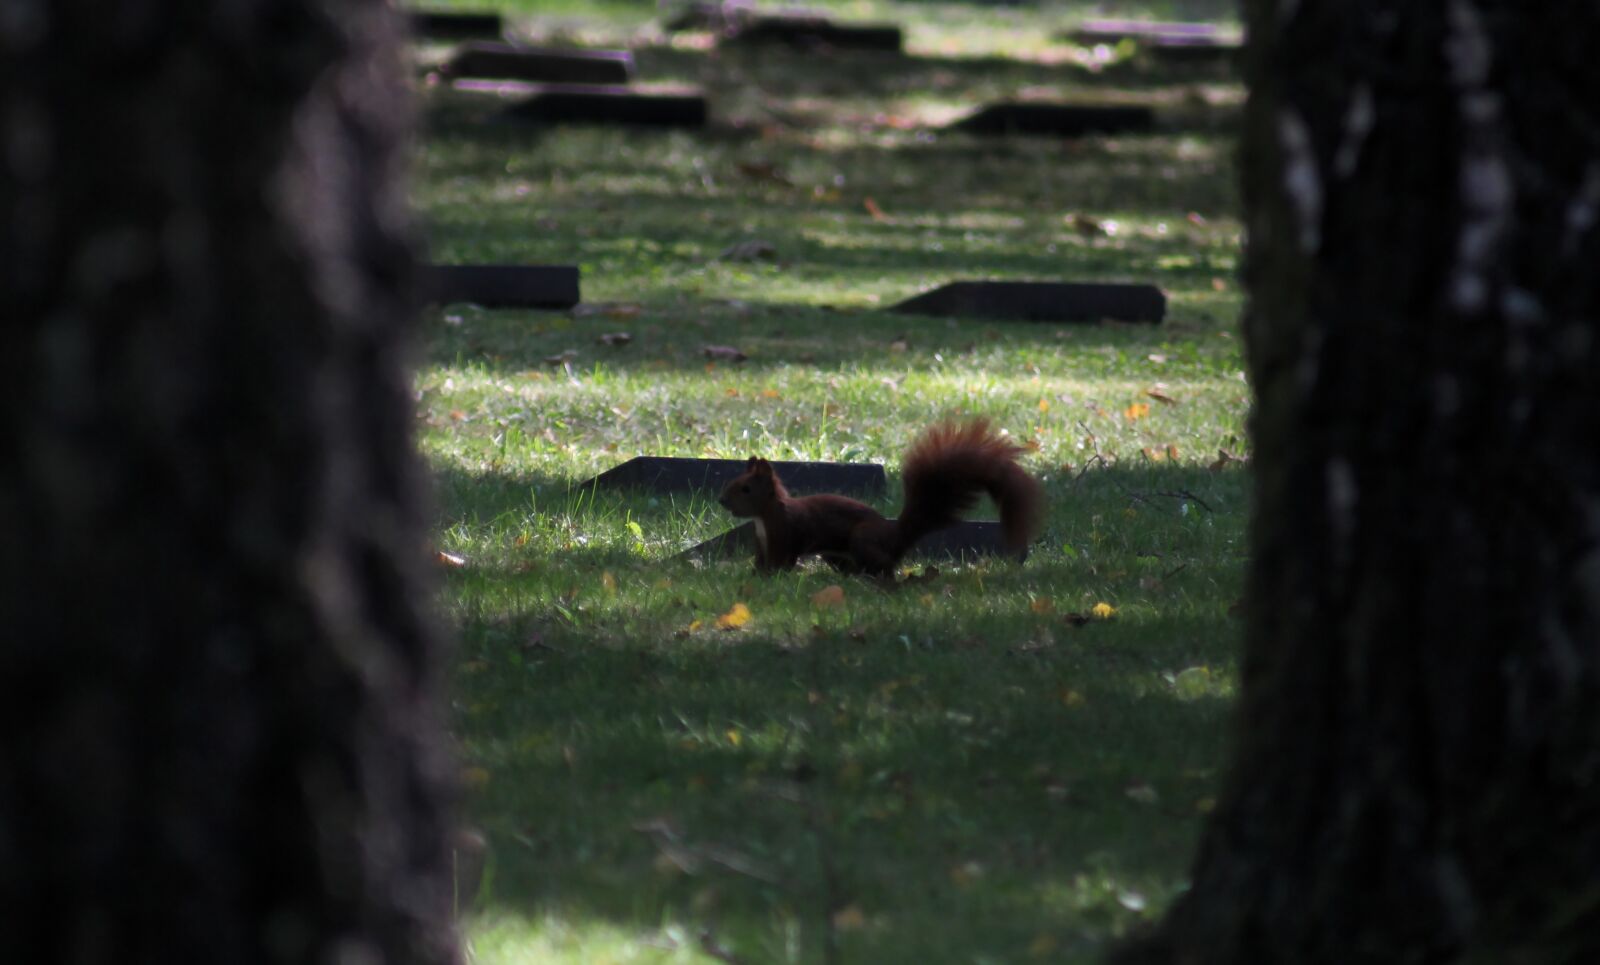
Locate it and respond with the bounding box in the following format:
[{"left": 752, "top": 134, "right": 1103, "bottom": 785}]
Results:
[
  {"left": 0, "top": 3, "right": 457, "bottom": 962},
  {"left": 1116, "top": 2, "right": 1600, "bottom": 962}
]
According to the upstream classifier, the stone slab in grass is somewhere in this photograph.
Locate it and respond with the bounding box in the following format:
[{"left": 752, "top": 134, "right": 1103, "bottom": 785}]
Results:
[
  {"left": 948, "top": 102, "right": 1155, "bottom": 138},
  {"left": 423, "top": 265, "right": 581, "bottom": 309},
  {"left": 579, "top": 457, "right": 886, "bottom": 497},
  {"left": 724, "top": 16, "right": 904, "bottom": 52},
  {"left": 444, "top": 42, "right": 636, "bottom": 85},
  {"left": 890, "top": 281, "right": 1166, "bottom": 323},
  {"left": 681, "top": 520, "right": 1026, "bottom": 563},
  {"left": 410, "top": 10, "right": 504, "bottom": 39},
  {"left": 1065, "top": 19, "right": 1230, "bottom": 44},
  {"left": 454, "top": 80, "right": 709, "bottom": 128}
]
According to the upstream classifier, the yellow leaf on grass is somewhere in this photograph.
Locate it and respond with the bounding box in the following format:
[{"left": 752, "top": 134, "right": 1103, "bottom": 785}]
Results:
[
  {"left": 811, "top": 585, "right": 847, "bottom": 608},
  {"left": 1091, "top": 602, "right": 1117, "bottom": 620},
  {"left": 1030, "top": 597, "right": 1055, "bottom": 614},
  {"left": 716, "top": 602, "right": 752, "bottom": 630},
  {"left": 726, "top": 729, "right": 742, "bottom": 747},
  {"left": 1038, "top": 397, "right": 1050, "bottom": 413},
  {"left": 762, "top": 388, "right": 782, "bottom": 399},
  {"left": 1124, "top": 402, "right": 1151, "bottom": 420},
  {"left": 687, "top": 619, "right": 704, "bottom": 632}
]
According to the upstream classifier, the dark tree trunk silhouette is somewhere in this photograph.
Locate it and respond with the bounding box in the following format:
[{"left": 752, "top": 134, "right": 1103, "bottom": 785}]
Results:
[
  {"left": 1117, "top": 2, "right": 1600, "bottom": 962},
  {"left": 0, "top": 3, "right": 457, "bottom": 962}
]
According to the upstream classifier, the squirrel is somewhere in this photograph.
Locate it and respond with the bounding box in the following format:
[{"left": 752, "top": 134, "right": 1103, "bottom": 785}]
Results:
[{"left": 718, "top": 418, "right": 1043, "bottom": 576}]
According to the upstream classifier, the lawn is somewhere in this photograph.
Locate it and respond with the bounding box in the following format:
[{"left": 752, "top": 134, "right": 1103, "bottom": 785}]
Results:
[{"left": 413, "top": 2, "right": 1251, "bottom": 961}]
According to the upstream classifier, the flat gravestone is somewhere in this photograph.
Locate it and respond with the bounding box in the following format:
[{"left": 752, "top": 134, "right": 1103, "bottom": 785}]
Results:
[
  {"left": 410, "top": 10, "right": 504, "bottom": 39},
  {"left": 1066, "top": 19, "right": 1227, "bottom": 44},
  {"left": 724, "top": 16, "right": 904, "bottom": 52},
  {"left": 424, "top": 265, "right": 580, "bottom": 309},
  {"left": 579, "top": 458, "right": 886, "bottom": 497},
  {"left": 445, "top": 42, "right": 636, "bottom": 85},
  {"left": 454, "top": 80, "right": 709, "bottom": 128},
  {"left": 949, "top": 102, "right": 1154, "bottom": 137},
  {"left": 1065, "top": 20, "right": 1242, "bottom": 64},
  {"left": 891, "top": 281, "right": 1165, "bottom": 323},
  {"left": 681, "top": 520, "right": 1026, "bottom": 563}
]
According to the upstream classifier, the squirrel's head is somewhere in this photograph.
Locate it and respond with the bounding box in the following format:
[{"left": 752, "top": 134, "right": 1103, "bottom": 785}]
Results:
[{"left": 719, "top": 457, "right": 778, "bottom": 517}]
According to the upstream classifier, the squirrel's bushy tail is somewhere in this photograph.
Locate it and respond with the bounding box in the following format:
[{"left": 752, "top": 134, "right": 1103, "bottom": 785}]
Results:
[{"left": 893, "top": 419, "right": 1043, "bottom": 558}]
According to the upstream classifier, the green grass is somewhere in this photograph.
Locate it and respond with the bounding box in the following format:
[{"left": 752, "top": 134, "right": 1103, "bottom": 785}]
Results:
[{"left": 414, "top": 2, "right": 1250, "bottom": 961}]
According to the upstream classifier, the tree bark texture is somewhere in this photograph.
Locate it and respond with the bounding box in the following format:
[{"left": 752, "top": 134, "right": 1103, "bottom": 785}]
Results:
[
  {"left": 0, "top": 3, "right": 457, "bottom": 963},
  {"left": 1117, "top": 2, "right": 1600, "bottom": 962}
]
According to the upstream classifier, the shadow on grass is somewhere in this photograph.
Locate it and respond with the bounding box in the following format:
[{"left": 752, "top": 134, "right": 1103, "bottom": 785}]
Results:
[{"left": 441, "top": 460, "right": 1246, "bottom": 959}]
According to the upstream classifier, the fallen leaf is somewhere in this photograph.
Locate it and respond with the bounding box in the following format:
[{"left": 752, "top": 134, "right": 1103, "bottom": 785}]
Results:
[
  {"left": 863, "top": 196, "right": 888, "bottom": 220},
  {"left": 716, "top": 602, "right": 752, "bottom": 630},
  {"left": 811, "top": 585, "right": 847, "bottom": 609},
  {"left": 436, "top": 550, "right": 468, "bottom": 568},
  {"left": 543, "top": 349, "right": 579, "bottom": 366},
  {"left": 1146, "top": 388, "right": 1178, "bottom": 404},
  {"left": 735, "top": 160, "right": 792, "bottom": 185},
  {"left": 574, "top": 302, "right": 643, "bottom": 319},
  {"left": 598, "top": 332, "right": 633, "bottom": 347},
  {"left": 831, "top": 904, "right": 867, "bottom": 930},
  {"left": 1124, "top": 402, "right": 1151, "bottom": 420},
  {"left": 761, "top": 388, "right": 782, "bottom": 399},
  {"left": 1091, "top": 602, "right": 1117, "bottom": 620},
  {"left": 1030, "top": 597, "right": 1055, "bottom": 614},
  {"left": 703, "top": 345, "right": 749, "bottom": 362}
]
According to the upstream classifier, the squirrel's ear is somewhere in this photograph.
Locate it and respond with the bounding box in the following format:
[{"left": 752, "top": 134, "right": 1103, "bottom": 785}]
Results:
[
  {"left": 745, "top": 456, "right": 760, "bottom": 469},
  {"left": 753, "top": 458, "right": 773, "bottom": 475}
]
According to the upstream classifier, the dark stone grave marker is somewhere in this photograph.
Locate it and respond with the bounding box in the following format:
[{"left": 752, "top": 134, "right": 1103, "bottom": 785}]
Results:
[
  {"left": 891, "top": 281, "right": 1166, "bottom": 323},
  {"left": 424, "top": 265, "right": 581, "bottom": 309},
  {"left": 454, "top": 80, "right": 710, "bottom": 128},
  {"left": 578, "top": 457, "right": 886, "bottom": 497},
  {"left": 949, "top": 102, "right": 1154, "bottom": 137},
  {"left": 444, "top": 42, "right": 636, "bottom": 85},
  {"left": 681, "top": 520, "right": 1026, "bottom": 563},
  {"left": 724, "top": 16, "right": 904, "bottom": 52},
  {"left": 410, "top": 10, "right": 504, "bottom": 39}
]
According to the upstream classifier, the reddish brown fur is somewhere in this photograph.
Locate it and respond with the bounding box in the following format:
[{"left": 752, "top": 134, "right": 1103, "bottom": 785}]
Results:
[{"left": 718, "top": 419, "right": 1043, "bottom": 576}]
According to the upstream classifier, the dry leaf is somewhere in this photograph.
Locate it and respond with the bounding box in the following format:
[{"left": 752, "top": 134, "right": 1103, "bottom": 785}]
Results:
[
  {"left": 1145, "top": 389, "right": 1178, "bottom": 404},
  {"left": 703, "top": 345, "right": 749, "bottom": 362},
  {"left": 436, "top": 550, "right": 468, "bottom": 568},
  {"left": 811, "top": 585, "right": 847, "bottom": 609},
  {"left": 1030, "top": 597, "right": 1055, "bottom": 614},
  {"left": 1091, "top": 602, "right": 1117, "bottom": 620},
  {"left": 598, "top": 332, "right": 634, "bottom": 347},
  {"left": 716, "top": 602, "right": 752, "bottom": 630},
  {"left": 863, "top": 196, "right": 887, "bottom": 220},
  {"left": 1124, "top": 402, "right": 1151, "bottom": 421},
  {"left": 735, "top": 160, "right": 792, "bottom": 185}
]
